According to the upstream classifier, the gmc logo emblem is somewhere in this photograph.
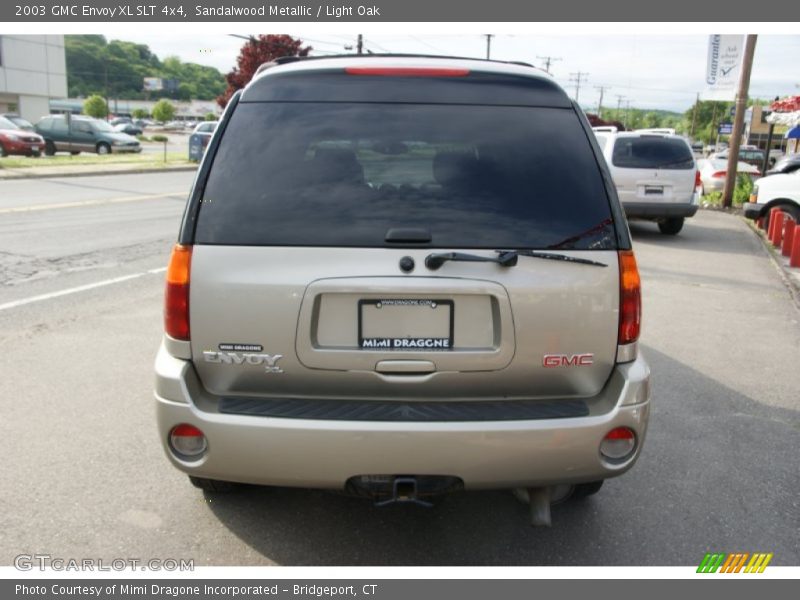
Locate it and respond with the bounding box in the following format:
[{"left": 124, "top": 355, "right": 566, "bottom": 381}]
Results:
[{"left": 542, "top": 353, "right": 594, "bottom": 368}]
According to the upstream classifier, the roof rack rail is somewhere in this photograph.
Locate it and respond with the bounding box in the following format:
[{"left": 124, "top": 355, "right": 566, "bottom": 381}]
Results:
[{"left": 592, "top": 126, "right": 618, "bottom": 133}]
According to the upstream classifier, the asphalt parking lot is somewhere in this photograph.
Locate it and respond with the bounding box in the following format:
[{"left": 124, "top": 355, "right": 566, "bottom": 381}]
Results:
[{"left": 0, "top": 172, "right": 798, "bottom": 566}]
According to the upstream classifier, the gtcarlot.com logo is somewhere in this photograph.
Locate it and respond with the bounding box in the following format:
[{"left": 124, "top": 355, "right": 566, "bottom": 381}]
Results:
[
  {"left": 697, "top": 552, "right": 773, "bottom": 573},
  {"left": 14, "top": 554, "right": 194, "bottom": 572}
]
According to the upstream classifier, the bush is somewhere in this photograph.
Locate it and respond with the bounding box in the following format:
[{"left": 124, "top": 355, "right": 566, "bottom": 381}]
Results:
[
  {"left": 151, "top": 134, "right": 168, "bottom": 143},
  {"left": 204, "top": 112, "right": 217, "bottom": 121},
  {"left": 733, "top": 173, "right": 754, "bottom": 206},
  {"left": 82, "top": 95, "right": 108, "bottom": 119},
  {"left": 132, "top": 108, "right": 149, "bottom": 119}
]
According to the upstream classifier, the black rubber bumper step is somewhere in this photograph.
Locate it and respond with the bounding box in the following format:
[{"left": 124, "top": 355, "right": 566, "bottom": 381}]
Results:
[{"left": 219, "top": 396, "right": 589, "bottom": 422}]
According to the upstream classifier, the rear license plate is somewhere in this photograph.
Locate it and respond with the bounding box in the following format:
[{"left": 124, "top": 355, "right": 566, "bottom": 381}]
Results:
[
  {"left": 358, "top": 299, "right": 454, "bottom": 350},
  {"left": 644, "top": 185, "right": 664, "bottom": 195},
  {"left": 31, "top": 146, "right": 39, "bottom": 152}
]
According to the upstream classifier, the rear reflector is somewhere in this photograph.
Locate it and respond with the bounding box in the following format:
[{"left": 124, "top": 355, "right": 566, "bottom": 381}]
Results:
[
  {"left": 169, "top": 423, "right": 207, "bottom": 459},
  {"left": 618, "top": 250, "right": 641, "bottom": 346},
  {"left": 695, "top": 170, "right": 702, "bottom": 188},
  {"left": 165, "top": 244, "right": 192, "bottom": 340},
  {"left": 600, "top": 427, "right": 637, "bottom": 461},
  {"left": 345, "top": 67, "right": 470, "bottom": 77}
]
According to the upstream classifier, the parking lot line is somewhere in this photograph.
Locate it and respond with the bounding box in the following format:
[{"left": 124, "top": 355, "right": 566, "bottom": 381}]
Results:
[
  {"left": 0, "top": 267, "right": 167, "bottom": 312},
  {"left": 0, "top": 192, "right": 183, "bottom": 214}
]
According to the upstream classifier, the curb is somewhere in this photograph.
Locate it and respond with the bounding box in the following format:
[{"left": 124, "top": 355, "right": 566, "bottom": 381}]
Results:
[
  {"left": 745, "top": 217, "right": 800, "bottom": 313},
  {"left": 0, "top": 164, "right": 197, "bottom": 180}
]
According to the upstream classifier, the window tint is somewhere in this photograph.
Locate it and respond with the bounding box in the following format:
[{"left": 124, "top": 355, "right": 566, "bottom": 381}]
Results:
[
  {"left": 51, "top": 119, "right": 68, "bottom": 134},
  {"left": 196, "top": 102, "right": 615, "bottom": 250},
  {"left": 37, "top": 118, "right": 52, "bottom": 132},
  {"left": 611, "top": 136, "right": 694, "bottom": 169},
  {"left": 73, "top": 121, "right": 92, "bottom": 133},
  {"left": 0, "top": 116, "right": 17, "bottom": 129}
]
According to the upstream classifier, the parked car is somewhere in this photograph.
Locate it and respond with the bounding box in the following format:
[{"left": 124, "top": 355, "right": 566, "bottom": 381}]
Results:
[
  {"left": 1, "top": 113, "right": 36, "bottom": 131},
  {"left": 35, "top": 115, "right": 141, "bottom": 155},
  {"left": 155, "top": 55, "right": 651, "bottom": 524},
  {"left": 113, "top": 123, "right": 143, "bottom": 136},
  {"left": 696, "top": 158, "right": 760, "bottom": 196},
  {"left": 742, "top": 169, "right": 800, "bottom": 226},
  {"left": 766, "top": 153, "right": 800, "bottom": 176},
  {"left": 593, "top": 128, "right": 698, "bottom": 234},
  {"left": 109, "top": 116, "right": 132, "bottom": 126},
  {"left": 709, "top": 148, "right": 766, "bottom": 169},
  {"left": 0, "top": 115, "right": 45, "bottom": 157}
]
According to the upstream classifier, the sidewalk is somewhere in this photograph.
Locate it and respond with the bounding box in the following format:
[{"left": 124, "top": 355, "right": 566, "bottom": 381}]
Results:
[{"left": 0, "top": 161, "right": 197, "bottom": 180}]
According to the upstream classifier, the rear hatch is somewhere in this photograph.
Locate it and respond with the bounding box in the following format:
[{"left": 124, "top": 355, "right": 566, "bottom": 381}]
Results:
[
  {"left": 185, "top": 63, "right": 624, "bottom": 403},
  {"left": 611, "top": 134, "right": 696, "bottom": 204}
]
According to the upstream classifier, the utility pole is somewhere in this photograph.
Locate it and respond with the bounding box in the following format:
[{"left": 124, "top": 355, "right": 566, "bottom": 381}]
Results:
[
  {"left": 624, "top": 99, "right": 632, "bottom": 129},
  {"left": 536, "top": 55, "right": 561, "bottom": 75},
  {"left": 357, "top": 34, "right": 363, "bottom": 55},
  {"left": 615, "top": 95, "right": 625, "bottom": 124},
  {"left": 722, "top": 34, "right": 758, "bottom": 209},
  {"left": 485, "top": 34, "right": 493, "bottom": 60},
  {"left": 690, "top": 92, "right": 700, "bottom": 138},
  {"left": 569, "top": 71, "right": 589, "bottom": 103},
  {"left": 595, "top": 85, "right": 610, "bottom": 116}
]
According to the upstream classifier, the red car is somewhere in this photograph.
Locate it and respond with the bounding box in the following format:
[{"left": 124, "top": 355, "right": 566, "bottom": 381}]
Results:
[{"left": 0, "top": 115, "right": 45, "bottom": 157}]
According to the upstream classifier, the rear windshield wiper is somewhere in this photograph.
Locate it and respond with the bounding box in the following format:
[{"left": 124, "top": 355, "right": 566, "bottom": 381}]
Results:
[
  {"left": 425, "top": 251, "right": 519, "bottom": 270},
  {"left": 499, "top": 249, "right": 607, "bottom": 267},
  {"left": 424, "top": 250, "right": 607, "bottom": 270}
]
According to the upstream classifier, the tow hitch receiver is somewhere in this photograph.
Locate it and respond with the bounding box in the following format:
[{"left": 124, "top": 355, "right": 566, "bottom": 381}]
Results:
[{"left": 375, "top": 477, "right": 433, "bottom": 507}]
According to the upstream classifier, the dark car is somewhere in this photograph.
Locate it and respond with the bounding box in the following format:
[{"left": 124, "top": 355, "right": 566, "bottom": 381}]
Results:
[
  {"left": 767, "top": 153, "right": 800, "bottom": 175},
  {"left": 113, "top": 123, "right": 143, "bottom": 136},
  {"left": 35, "top": 115, "right": 141, "bottom": 155},
  {"left": 0, "top": 116, "right": 45, "bottom": 157}
]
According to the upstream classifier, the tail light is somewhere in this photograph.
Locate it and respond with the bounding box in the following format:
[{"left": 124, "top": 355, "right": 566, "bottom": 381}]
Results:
[
  {"left": 711, "top": 171, "right": 726, "bottom": 179},
  {"left": 165, "top": 244, "right": 192, "bottom": 340},
  {"left": 618, "top": 250, "right": 641, "bottom": 353},
  {"left": 695, "top": 170, "right": 702, "bottom": 188},
  {"left": 168, "top": 423, "right": 207, "bottom": 459},
  {"left": 600, "top": 427, "right": 637, "bottom": 461}
]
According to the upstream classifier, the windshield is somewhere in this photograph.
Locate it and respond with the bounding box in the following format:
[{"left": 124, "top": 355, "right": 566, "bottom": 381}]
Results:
[
  {"left": 612, "top": 136, "right": 694, "bottom": 169},
  {"left": 0, "top": 116, "right": 20, "bottom": 130},
  {"left": 196, "top": 102, "right": 616, "bottom": 250}
]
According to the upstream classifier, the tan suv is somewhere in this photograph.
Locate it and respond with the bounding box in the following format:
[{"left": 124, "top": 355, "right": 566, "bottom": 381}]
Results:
[{"left": 155, "top": 56, "right": 651, "bottom": 525}]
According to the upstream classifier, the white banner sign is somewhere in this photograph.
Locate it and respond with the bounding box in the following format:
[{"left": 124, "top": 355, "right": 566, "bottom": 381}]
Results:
[{"left": 701, "top": 34, "right": 744, "bottom": 101}]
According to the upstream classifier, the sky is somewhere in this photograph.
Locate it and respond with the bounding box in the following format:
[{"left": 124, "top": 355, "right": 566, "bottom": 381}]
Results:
[{"left": 125, "top": 33, "right": 800, "bottom": 114}]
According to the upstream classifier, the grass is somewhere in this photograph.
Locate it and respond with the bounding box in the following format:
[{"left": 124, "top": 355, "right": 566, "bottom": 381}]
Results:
[{"left": 0, "top": 151, "right": 191, "bottom": 170}]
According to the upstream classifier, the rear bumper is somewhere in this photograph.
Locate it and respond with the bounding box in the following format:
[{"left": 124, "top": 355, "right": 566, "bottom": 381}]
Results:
[
  {"left": 742, "top": 202, "right": 765, "bottom": 220},
  {"left": 154, "top": 343, "right": 651, "bottom": 490},
  {"left": 622, "top": 200, "right": 699, "bottom": 219}
]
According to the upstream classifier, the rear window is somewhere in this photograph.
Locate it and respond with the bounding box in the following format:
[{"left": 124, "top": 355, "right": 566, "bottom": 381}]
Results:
[
  {"left": 195, "top": 102, "right": 616, "bottom": 250},
  {"left": 612, "top": 136, "right": 694, "bottom": 170}
]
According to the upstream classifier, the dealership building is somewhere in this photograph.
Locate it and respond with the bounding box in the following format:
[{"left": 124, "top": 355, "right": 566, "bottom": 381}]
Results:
[{"left": 0, "top": 35, "right": 67, "bottom": 122}]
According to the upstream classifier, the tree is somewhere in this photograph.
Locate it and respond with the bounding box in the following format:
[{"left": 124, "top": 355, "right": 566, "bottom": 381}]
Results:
[
  {"left": 132, "top": 108, "right": 149, "bottom": 119},
  {"left": 83, "top": 95, "right": 108, "bottom": 119},
  {"left": 152, "top": 99, "right": 176, "bottom": 123},
  {"left": 217, "top": 35, "right": 312, "bottom": 107},
  {"left": 204, "top": 112, "right": 216, "bottom": 121}
]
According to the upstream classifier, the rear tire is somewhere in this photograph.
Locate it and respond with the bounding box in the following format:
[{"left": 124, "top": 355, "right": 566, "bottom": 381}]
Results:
[
  {"left": 658, "top": 217, "right": 684, "bottom": 235},
  {"left": 570, "top": 480, "right": 604, "bottom": 499},
  {"left": 96, "top": 142, "right": 111, "bottom": 155},
  {"left": 189, "top": 476, "right": 237, "bottom": 492},
  {"left": 70, "top": 151, "right": 80, "bottom": 156},
  {"left": 44, "top": 140, "right": 56, "bottom": 156},
  {"left": 763, "top": 203, "right": 800, "bottom": 232}
]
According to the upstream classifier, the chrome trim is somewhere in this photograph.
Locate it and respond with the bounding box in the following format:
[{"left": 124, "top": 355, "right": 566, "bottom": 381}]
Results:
[{"left": 616, "top": 341, "right": 638, "bottom": 364}]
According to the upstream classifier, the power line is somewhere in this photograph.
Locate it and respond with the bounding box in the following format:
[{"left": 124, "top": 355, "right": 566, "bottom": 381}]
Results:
[
  {"left": 569, "top": 71, "right": 589, "bottom": 103},
  {"left": 536, "top": 55, "right": 561, "bottom": 75}
]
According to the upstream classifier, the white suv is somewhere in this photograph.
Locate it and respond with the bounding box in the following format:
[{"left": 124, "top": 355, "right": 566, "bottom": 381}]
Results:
[{"left": 594, "top": 128, "right": 699, "bottom": 235}]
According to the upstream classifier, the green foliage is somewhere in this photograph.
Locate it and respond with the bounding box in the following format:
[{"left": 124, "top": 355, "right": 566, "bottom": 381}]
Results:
[
  {"left": 65, "top": 35, "right": 225, "bottom": 101},
  {"left": 132, "top": 108, "right": 149, "bottom": 119},
  {"left": 151, "top": 134, "right": 168, "bottom": 142},
  {"left": 204, "top": 112, "right": 216, "bottom": 121},
  {"left": 151, "top": 100, "right": 176, "bottom": 123},
  {"left": 597, "top": 107, "right": 682, "bottom": 133},
  {"left": 82, "top": 95, "right": 108, "bottom": 119},
  {"left": 733, "top": 173, "right": 754, "bottom": 206}
]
